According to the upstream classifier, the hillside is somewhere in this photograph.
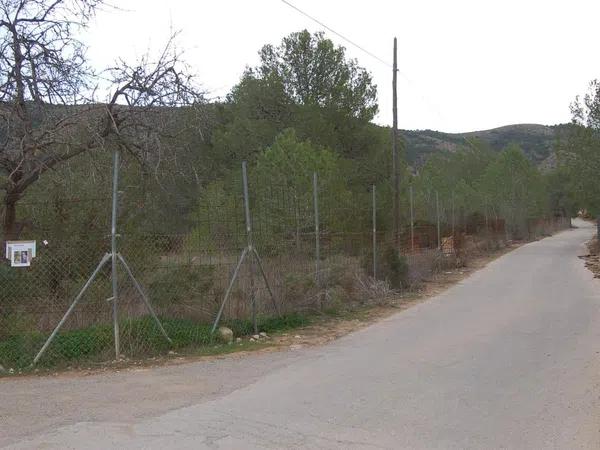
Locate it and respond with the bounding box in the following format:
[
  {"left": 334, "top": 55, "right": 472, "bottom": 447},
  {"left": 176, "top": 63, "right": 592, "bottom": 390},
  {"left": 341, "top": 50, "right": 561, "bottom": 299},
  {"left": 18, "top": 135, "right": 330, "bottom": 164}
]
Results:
[{"left": 402, "top": 123, "right": 569, "bottom": 167}]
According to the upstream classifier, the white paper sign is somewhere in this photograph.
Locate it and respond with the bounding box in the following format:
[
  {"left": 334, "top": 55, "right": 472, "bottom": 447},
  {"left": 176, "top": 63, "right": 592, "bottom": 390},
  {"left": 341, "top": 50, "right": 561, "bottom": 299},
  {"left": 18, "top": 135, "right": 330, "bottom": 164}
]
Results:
[{"left": 5, "top": 240, "right": 36, "bottom": 267}]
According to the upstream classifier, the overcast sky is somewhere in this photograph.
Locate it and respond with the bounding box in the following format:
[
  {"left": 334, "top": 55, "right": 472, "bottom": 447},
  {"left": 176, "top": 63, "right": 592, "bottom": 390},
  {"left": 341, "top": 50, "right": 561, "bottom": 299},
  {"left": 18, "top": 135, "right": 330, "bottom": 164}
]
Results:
[{"left": 86, "top": 0, "right": 600, "bottom": 133}]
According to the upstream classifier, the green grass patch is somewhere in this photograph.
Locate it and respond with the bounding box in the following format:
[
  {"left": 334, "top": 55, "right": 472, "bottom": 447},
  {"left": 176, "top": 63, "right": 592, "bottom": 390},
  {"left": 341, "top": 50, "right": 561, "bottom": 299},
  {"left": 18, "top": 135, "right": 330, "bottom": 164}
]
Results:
[
  {"left": 225, "top": 312, "right": 311, "bottom": 336},
  {"left": 0, "top": 312, "right": 311, "bottom": 371}
]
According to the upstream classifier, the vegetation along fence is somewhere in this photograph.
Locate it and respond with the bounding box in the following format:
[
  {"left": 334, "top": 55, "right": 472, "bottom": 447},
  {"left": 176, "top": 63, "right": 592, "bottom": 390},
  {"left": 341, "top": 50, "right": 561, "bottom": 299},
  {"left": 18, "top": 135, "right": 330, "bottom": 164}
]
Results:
[{"left": 0, "top": 157, "right": 570, "bottom": 371}]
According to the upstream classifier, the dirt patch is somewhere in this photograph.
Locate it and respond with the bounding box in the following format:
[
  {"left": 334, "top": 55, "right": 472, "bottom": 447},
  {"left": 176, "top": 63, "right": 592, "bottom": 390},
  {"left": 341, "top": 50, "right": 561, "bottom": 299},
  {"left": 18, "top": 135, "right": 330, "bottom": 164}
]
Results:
[{"left": 580, "top": 236, "right": 600, "bottom": 277}]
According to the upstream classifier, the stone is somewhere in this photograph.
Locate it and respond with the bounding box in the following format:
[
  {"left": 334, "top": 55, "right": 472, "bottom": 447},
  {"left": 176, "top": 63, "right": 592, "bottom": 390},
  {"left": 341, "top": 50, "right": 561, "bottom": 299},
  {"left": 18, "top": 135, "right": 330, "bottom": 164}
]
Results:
[
  {"left": 217, "top": 326, "right": 234, "bottom": 344},
  {"left": 252, "top": 334, "right": 260, "bottom": 340},
  {"left": 259, "top": 332, "right": 268, "bottom": 338},
  {"left": 236, "top": 337, "right": 242, "bottom": 343}
]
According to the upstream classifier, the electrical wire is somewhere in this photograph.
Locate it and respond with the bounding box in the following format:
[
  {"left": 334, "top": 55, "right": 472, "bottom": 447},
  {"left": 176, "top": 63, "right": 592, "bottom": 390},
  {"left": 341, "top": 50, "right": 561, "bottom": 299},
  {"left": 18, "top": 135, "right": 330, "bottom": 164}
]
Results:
[
  {"left": 279, "top": 0, "right": 448, "bottom": 125},
  {"left": 278, "top": 0, "right": 490, "bottom": 143},
  {"left": 280, "top": 0, "right": 392, "bottom": 69}
]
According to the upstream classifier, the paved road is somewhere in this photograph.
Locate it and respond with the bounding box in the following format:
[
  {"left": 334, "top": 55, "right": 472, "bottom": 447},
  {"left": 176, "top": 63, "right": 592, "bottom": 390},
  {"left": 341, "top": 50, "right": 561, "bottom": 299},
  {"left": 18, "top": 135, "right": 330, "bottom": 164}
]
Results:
[{"left": 2, "top": 220, "right": 600, "bottom": 449}]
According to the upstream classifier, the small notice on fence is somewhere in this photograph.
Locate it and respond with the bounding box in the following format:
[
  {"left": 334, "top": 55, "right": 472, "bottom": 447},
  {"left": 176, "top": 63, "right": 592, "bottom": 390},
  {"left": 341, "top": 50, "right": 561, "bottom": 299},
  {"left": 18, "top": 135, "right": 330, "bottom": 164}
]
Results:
[{"left": 5, "top": 240, "right": 36, "bottom": 267}]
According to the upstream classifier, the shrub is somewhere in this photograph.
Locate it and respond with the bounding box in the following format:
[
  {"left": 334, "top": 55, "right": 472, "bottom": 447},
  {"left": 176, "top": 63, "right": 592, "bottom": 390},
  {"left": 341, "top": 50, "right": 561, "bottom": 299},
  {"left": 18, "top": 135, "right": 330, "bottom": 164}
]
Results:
[
  {"left": 362, "top": 245, "right": 409, "bottom": 290},
  {"left": 148, "top": 264, "right": 215, "bottom": 306},
  {"left": 281, "top": 273, "right": 315, "bottom": 309}
]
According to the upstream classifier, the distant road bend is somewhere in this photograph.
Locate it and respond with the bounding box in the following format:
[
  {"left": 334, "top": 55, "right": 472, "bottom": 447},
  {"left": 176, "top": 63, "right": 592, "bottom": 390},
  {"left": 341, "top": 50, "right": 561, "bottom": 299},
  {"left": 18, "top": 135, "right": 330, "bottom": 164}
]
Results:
[{"left": 2, "top": 219, "right": 600, "bottom": 449}]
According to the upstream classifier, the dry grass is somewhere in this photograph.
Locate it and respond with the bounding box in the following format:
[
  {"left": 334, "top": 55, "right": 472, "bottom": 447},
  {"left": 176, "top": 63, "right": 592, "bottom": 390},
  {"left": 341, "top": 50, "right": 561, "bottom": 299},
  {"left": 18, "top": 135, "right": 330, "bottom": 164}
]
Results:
[
  {"left": 353, "top": 273, "right": 395, "bottom": 305},
  {"left": 580, "top": 237, "right": 600, "bottom": 278}
]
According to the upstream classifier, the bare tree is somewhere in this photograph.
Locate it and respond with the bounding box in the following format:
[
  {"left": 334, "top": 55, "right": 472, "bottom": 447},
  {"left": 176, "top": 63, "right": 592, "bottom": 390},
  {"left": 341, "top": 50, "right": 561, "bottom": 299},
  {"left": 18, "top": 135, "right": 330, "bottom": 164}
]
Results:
[{"left": 0, "top": 0, "right": 204, "bottom": 240}]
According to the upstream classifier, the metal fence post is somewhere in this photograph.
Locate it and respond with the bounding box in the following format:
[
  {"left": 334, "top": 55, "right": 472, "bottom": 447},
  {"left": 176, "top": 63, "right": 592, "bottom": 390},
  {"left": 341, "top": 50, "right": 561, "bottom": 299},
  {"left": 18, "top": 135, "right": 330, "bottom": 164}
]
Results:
[
  {"left": 110, "top": 148, "right": 120, "bottom": 359},
  {"left": 110, "top": 149, "right": 121, "bottom": 359},
  {"left": 372, "top": 184, "right": 377, "bottom": 278},
  {"left": 436, "top": 190, "right": 441, "bottom": 250},
  {"left": 242, "top": 161, "right": 258, "bottom": 334},
  {"left": 313, "top": 172, "right": 320, "bottom": 289},
  {"left": 451, "top": 190, "right": 455, "bottom": 238},
  {"left": 242, "top": 161, "right": 252, "bottom": 248},
  {"left": 32, "top": 146, "right": 173, "bottom": 365},
  {"left": 410, "top": 185, "right": 414, "bottom": 252},
  {"left": 294, "top": 193, "right": 300, "bottom": 251},
  {"left": 212, "top": 161, "right": 280, "bottom": 334}
]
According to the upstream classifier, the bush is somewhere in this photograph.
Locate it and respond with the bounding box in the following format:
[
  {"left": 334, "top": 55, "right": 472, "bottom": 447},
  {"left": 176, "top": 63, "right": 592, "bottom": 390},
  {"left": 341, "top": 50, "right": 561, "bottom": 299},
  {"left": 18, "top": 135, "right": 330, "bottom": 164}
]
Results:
[
  {"left": 385, "top": 247, "right": 409, "bottom": 289},
  {"left": 362, "top": 245, "right": 409, "bottom": 290},
  {"left": 281, "top": 273, "right": 315, "bottom": 309},
  {"left": 148, "top": 264, "right": 215, "bottom": 306}
]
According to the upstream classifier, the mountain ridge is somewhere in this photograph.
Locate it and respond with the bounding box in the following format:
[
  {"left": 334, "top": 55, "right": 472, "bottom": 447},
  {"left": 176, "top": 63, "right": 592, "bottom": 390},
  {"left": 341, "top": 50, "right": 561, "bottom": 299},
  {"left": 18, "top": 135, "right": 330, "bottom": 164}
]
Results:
[{"left": 400, "top": 123, "right": 568, "bottom": 167}]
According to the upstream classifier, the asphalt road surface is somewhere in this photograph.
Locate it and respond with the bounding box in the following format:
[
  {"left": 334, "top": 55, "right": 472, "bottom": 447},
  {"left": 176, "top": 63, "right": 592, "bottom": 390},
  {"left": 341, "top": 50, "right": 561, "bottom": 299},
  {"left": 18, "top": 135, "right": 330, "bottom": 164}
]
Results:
[{"left": 2, "top": 219, "right": 600, "bottom": 449}]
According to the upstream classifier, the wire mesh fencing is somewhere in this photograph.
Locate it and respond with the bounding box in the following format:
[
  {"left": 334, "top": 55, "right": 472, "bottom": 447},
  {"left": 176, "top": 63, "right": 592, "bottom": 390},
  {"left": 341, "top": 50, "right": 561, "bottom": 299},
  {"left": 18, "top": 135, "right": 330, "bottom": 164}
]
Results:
[{"left": 0, "top": 165, "right": 572, "bottom": 371}]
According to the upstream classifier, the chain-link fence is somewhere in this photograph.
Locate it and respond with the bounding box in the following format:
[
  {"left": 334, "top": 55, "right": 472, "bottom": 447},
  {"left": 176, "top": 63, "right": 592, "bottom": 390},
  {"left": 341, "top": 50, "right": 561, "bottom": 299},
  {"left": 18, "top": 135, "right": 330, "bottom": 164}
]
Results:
[{"left": 0, "top": 162, "right": 571, "bottom": 371}]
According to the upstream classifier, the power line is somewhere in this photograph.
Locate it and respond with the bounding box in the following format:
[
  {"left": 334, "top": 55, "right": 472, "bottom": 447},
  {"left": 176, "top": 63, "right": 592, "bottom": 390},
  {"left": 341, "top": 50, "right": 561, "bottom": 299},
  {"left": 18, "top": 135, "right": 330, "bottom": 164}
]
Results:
[
  {"left": 278, "top": 2, "right": 486, "bottom": 157},
  {"left": 279, "top": 0, "right": 448, "bottom": 125},
  {"left": 279, "top": 0, "right": 424, "bottom": 89},
  {"left": 279, "top": 0, "right": 485, "bottom": 138},
  {"left": 280, "top": 0, "right": 392, "bottom": 68}
]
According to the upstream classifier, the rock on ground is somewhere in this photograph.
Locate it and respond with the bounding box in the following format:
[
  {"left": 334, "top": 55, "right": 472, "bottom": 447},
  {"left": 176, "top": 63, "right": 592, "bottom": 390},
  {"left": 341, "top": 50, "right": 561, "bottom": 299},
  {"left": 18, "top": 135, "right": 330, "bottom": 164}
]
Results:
[{"left": 216, "top": 326, "right": 234, "bottom": 344}]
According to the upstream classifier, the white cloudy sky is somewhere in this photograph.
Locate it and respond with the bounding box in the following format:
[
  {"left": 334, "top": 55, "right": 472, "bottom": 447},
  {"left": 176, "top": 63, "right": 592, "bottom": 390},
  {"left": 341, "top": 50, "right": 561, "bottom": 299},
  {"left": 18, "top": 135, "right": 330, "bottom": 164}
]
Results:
[{"left": 85, "top": 0, "right": 600, "bottom": 133}]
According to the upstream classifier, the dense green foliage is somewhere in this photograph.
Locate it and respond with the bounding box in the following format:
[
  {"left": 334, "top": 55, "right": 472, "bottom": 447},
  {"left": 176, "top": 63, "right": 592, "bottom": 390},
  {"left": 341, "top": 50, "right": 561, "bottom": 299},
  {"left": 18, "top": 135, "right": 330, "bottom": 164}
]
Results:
[
  {"left": 211, "top": 29, "right": 382, "bottom": 169},
  {"left": 412, "top": 141, "right": 554, "bottom": 238},
  {"left": 402, "top": 124, "right": 568, "bottom": 167},
  {"left": 555, "top": 80, "right": 600, "bottom": 215}
]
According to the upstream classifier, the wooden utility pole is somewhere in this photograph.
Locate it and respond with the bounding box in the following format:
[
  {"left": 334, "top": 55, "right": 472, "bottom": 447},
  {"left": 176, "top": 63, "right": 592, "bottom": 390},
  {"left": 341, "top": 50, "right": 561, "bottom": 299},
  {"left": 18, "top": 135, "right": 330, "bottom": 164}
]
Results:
[{"left": 392, "top": 37, "right": 400, "bottom": 247}]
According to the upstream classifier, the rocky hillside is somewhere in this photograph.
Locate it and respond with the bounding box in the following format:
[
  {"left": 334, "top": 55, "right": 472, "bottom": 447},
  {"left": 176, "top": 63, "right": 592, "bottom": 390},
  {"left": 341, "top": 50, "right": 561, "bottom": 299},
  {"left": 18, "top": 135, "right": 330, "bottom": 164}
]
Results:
[{"left": 402, "top": 123, "right": 569, "bottom": 168}]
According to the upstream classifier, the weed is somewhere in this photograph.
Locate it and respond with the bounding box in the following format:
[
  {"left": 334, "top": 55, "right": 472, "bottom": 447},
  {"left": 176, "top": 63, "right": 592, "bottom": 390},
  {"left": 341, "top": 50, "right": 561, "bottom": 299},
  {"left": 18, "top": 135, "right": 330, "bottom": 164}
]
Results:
[{"left": 0, "top": 312, "right": 311, "bottom": 371}]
